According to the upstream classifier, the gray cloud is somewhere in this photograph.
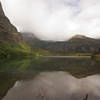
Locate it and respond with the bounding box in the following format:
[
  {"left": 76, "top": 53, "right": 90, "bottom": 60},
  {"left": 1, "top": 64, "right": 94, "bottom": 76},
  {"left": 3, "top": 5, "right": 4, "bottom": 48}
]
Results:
[{"left": 1, "top": 0, "right": 100, "bottom": 41}]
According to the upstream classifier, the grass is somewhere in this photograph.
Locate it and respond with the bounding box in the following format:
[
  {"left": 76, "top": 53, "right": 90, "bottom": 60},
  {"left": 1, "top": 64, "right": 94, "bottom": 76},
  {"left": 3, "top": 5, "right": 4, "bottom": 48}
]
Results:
[
  {"left": 33, "top": 48, "right": 52, "bottom": 56},
  {"left": 51, "top": 53, "right": 92, "bottom": 56},
  {"left": 0, "top": 41, "right": 35, "bottom": 58}
]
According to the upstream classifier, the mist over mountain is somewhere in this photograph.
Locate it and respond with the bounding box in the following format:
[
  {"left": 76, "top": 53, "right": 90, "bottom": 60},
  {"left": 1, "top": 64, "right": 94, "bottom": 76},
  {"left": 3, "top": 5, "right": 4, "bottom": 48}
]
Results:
[
  {"left": 22, "top": 33, "right": 100, "bottom": 54},
  {"left": 2, "top": 0, "right": 100, "bottom": 41}
]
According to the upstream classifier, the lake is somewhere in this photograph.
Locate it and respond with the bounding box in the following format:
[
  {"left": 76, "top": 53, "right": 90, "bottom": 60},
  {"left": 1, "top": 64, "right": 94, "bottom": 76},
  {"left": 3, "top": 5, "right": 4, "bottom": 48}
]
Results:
[{"left": 0, "top": 57, "right": 100, "bottom": 100}]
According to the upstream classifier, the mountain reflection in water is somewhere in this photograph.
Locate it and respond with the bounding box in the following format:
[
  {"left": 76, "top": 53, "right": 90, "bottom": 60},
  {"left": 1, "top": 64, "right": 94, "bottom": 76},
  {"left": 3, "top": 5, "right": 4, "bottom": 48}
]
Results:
[
  {"left": 3, "top": 72, "right": 100, "bottom": 100},
  {"left": 0, "top": 57, "right": 100, "bottom": 100}
]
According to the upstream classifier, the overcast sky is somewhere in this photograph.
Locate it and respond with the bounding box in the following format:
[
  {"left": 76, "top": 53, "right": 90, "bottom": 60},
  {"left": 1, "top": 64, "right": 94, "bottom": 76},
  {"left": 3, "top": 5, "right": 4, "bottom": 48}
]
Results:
[{"left": 1, "top": 0, "right": 100, "bottom": 41}]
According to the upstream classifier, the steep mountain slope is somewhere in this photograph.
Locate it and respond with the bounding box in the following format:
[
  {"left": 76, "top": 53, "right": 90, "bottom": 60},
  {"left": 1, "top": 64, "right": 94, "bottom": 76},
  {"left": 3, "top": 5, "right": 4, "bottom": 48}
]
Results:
[
  {"left": 0, "top": 3, "right": 23, "bottom": 42},
  {"left": 0, "top": 2, "right": 33, "bottom": 58},
  {"left": 22, "top": 33, "right": 100, "bottom": 54}
]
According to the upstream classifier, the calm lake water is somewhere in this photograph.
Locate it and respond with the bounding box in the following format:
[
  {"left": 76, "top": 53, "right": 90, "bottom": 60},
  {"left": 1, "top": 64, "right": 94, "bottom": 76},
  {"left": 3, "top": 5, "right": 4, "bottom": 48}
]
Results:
[{"left": 0, "top": 57, "right": 100, "bottom": 100}]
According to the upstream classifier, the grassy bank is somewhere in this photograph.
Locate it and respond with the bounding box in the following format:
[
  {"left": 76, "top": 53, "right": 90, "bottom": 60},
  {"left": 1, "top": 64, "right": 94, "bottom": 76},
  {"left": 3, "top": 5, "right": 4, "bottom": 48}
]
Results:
[
  {"left": 0, "top": 41, "right": 35, "bottom": 58},
  {"left": 51, "top": 53, "right": 92, "bottom": 56},
  {"left": 35, "top": 50, "right": 92, "bottom": 57}
]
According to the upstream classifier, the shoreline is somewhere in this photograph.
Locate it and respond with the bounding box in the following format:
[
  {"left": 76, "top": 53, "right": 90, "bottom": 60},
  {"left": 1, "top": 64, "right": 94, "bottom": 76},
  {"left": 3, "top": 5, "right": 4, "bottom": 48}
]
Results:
[{"left": 38, "top": 56, "right": 91, "bottom": 58}]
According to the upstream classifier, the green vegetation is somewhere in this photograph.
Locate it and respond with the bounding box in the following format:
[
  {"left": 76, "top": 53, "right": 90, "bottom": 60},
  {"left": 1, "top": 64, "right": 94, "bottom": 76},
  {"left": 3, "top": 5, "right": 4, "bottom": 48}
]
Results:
[
  {"left": 0, "top": 41, "right": 35, "bottom": 58},
  {"left": 33, "top": 48, "right": 52, "bottom": 56}
]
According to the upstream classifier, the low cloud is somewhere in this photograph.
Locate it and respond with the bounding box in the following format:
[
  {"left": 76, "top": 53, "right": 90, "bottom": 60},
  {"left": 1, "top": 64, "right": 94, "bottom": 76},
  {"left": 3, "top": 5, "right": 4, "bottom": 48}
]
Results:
[{"left": 1, "top": 0, "right": 100, "bottom": 41}]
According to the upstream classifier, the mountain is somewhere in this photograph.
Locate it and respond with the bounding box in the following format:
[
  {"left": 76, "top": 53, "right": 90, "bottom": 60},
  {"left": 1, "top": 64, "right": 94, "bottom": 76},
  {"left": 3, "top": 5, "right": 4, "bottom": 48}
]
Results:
[
  {"left": 70, "top": 34, "right": 88, "bottom": 39},
  {"left": 22, "top": 33, "right": 100, "bottom": 54},
  {"left": 0, "top": 2, "right": 33, "bottom": 58},
  {"left": 21, "top": 32, "right": 38, "bottom": 46},
  {"left": 0, "top": 2, "right": 24, "bottom": 42}
]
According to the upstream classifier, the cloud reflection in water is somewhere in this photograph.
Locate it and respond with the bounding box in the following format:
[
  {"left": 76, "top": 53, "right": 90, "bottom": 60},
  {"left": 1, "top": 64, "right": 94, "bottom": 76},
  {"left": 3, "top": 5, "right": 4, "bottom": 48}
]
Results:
[{"left": 3, "top": 72, "right": 100, "bottom": 100}]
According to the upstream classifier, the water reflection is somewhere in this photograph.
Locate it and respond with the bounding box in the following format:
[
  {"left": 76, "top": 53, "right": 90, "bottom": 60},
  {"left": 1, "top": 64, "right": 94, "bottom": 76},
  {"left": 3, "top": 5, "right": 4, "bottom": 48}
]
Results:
[
  {"left": 0, "top": 58, "right": 100, "bottom": 78},
  {"left": 1, "top": 57, "right": 100, "bottom": 100},
  {"left": 3, "top": 72, "right": 100, "bottom": 100}
]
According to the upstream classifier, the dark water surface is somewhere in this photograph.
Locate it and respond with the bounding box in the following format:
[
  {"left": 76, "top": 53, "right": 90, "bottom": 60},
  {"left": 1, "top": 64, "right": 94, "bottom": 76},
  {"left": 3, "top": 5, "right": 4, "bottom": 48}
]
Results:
[{"left": 0, "top": 57, "right": 100, "bottom": 100}]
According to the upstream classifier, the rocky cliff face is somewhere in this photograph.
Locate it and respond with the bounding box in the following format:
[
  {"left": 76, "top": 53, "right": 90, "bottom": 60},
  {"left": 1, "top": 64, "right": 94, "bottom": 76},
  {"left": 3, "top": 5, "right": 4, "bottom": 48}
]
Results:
[
  {"left": 0, "top": 2, "right": 24, "bottom": 42},
  {"left": 0, "top": 2, "right": 5, "bottom": 16}
]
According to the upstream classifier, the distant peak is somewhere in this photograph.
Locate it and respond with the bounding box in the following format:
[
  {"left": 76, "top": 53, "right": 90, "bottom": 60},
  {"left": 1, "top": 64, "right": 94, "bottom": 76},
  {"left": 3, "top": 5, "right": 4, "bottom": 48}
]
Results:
[{"left": 71, "top": 34, "right": 87, "bottom": 39}]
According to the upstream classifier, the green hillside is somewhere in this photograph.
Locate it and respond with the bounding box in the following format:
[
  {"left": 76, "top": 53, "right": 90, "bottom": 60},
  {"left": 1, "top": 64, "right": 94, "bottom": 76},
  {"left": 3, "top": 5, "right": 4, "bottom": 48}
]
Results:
[
  {"left": 0, "top": 2, "right": 35, "bottom": 58},
  {"left": 0, "top": 41, "right": 34, "bottom": 58}
]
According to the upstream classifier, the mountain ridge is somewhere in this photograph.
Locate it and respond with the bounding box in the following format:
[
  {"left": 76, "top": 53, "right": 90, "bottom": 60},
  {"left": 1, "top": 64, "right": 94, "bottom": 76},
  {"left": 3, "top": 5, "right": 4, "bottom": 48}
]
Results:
[
  {"left": 70, "top": 34, "right": 89, "bottom": 40},
  {"left": 22, "top": 32, "right": 100, "bottom": 54}
]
